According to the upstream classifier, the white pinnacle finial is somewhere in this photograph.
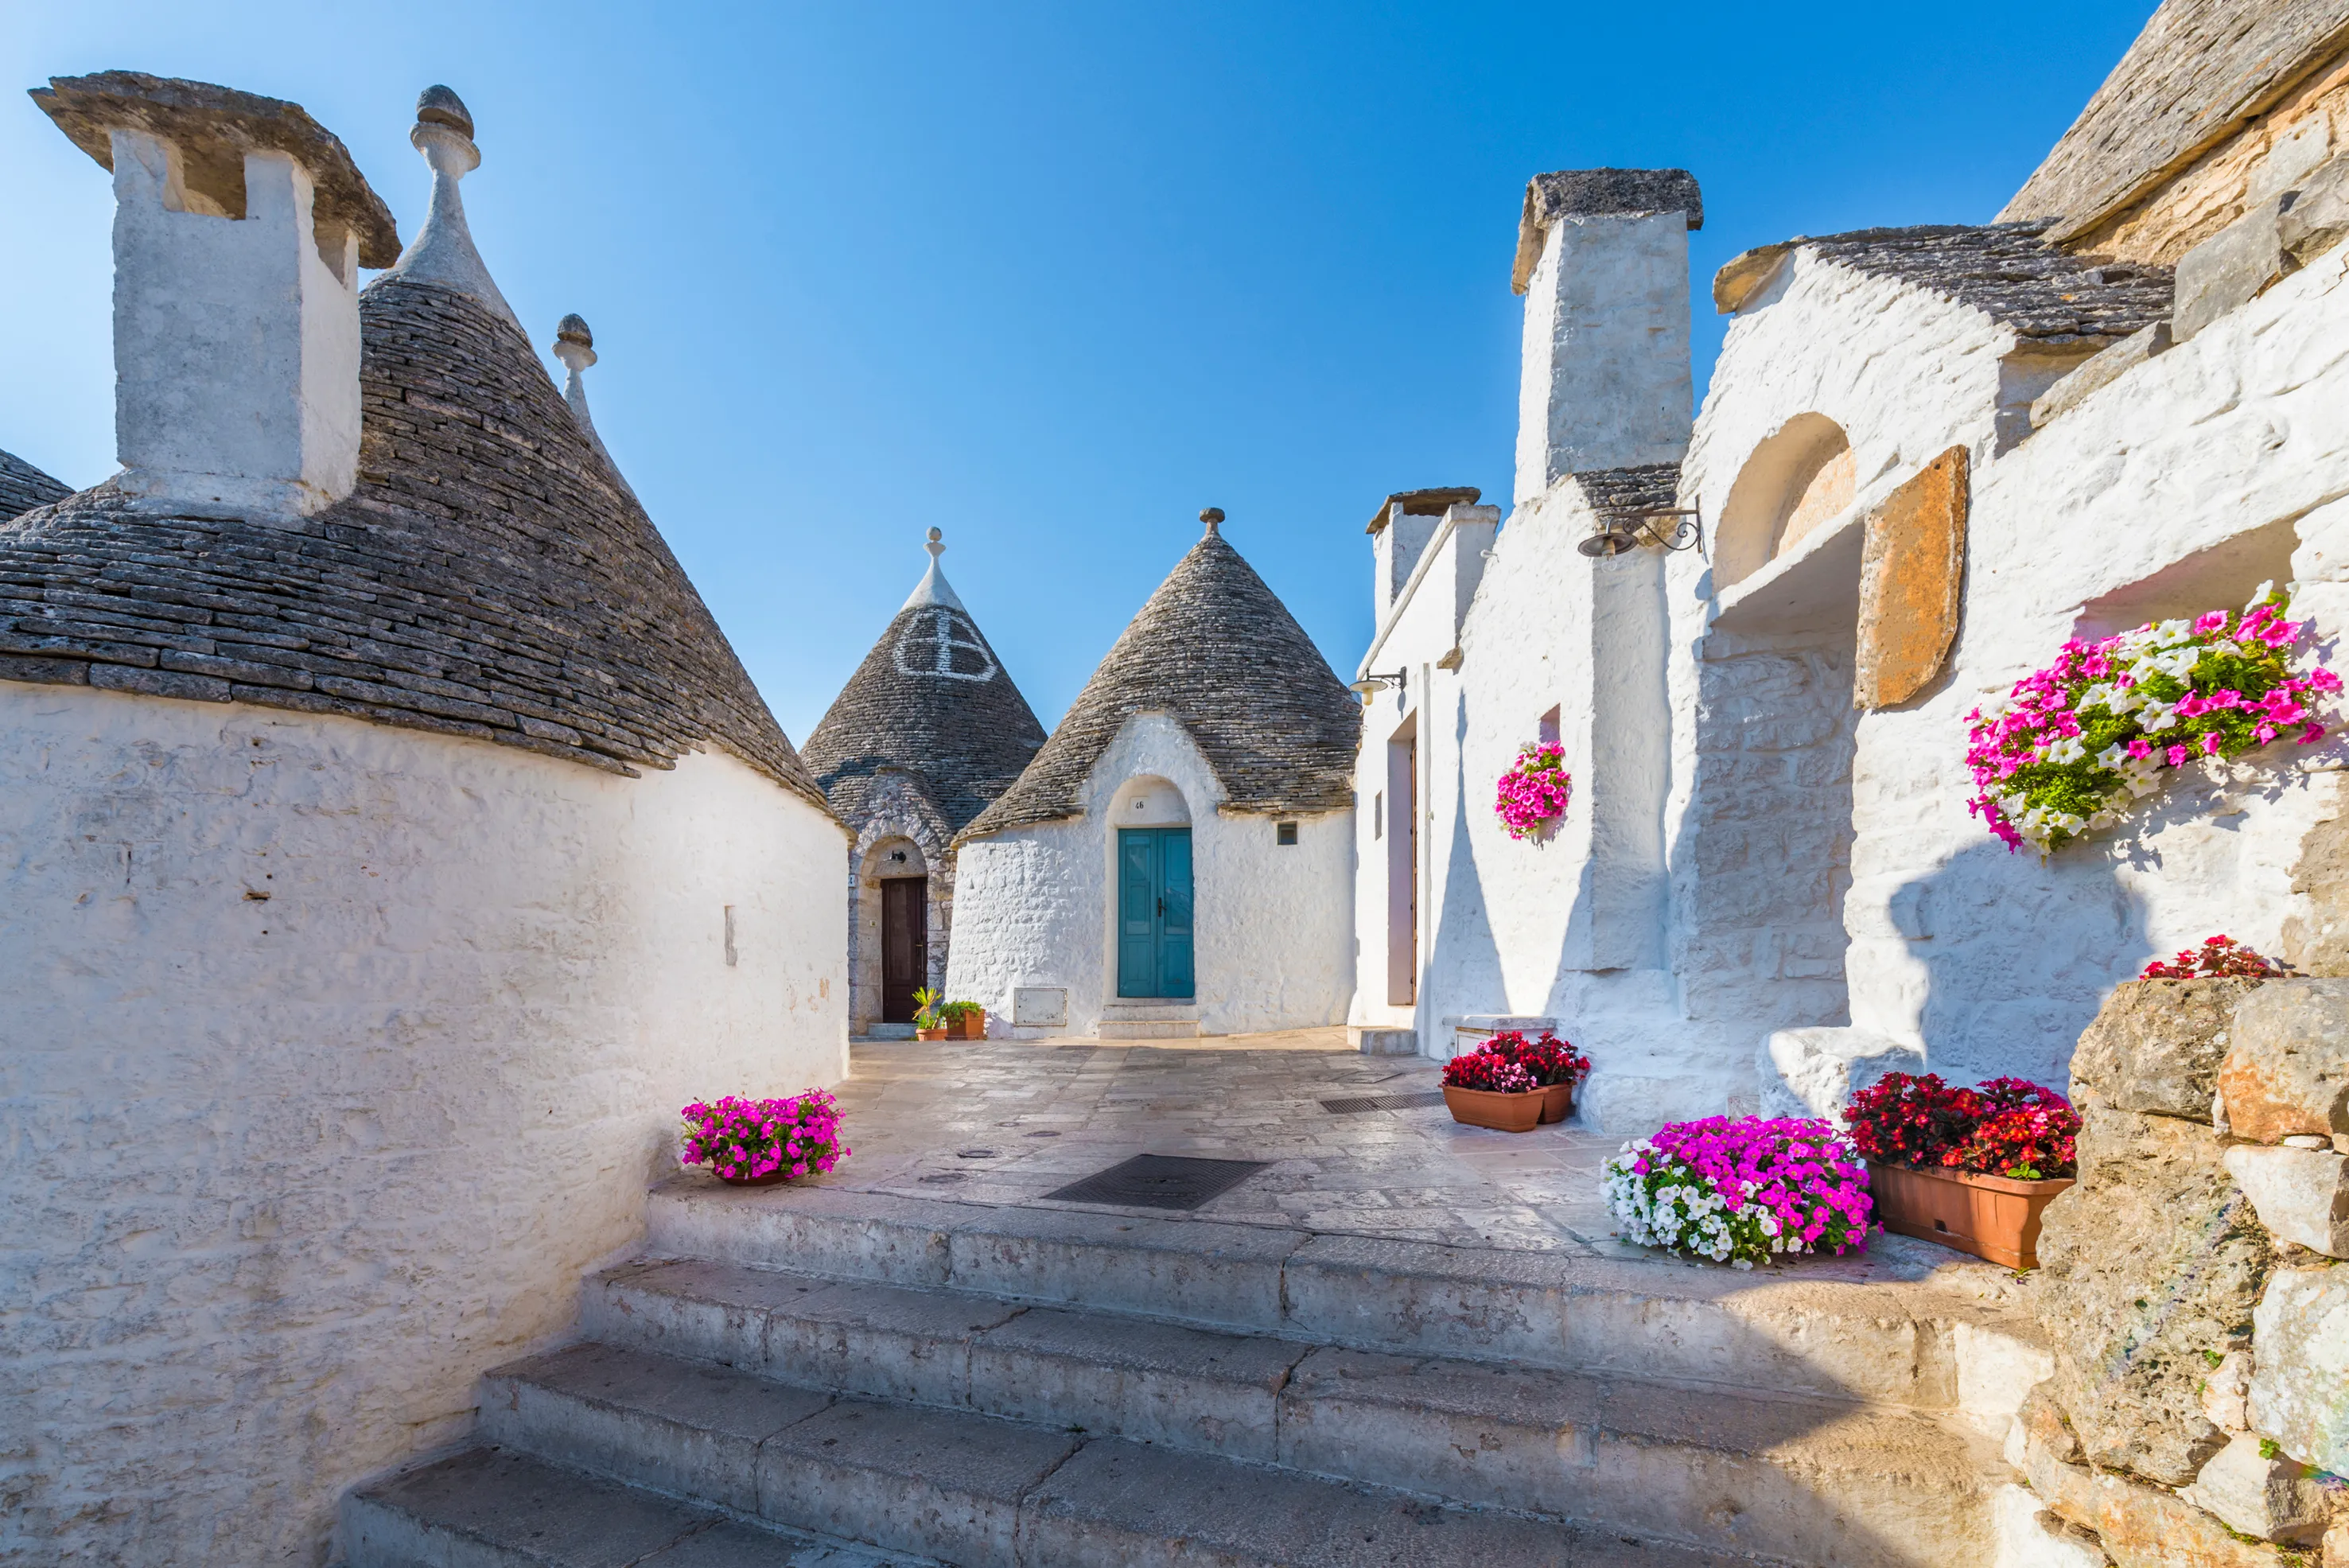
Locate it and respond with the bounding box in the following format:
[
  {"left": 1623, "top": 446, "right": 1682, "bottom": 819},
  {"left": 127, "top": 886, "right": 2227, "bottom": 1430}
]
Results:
[
  {"left": 385, "top": 86, "right": 521, "bottom": 330},
  {"left": 551, "top": 313, "right": 632, "bottom": 495},
  {"left": 902, "top": 526, "right": 967, "bottom": 613}
]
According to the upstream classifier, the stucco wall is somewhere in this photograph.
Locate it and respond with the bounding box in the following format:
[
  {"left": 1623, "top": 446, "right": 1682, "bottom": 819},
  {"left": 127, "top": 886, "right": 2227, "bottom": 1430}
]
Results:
[
  {"left": 0, "top": 687, "right": 849, "bottom": 1566},
  {"left": 948, "top": 712, "right": 1352, "bottom": 1037}
]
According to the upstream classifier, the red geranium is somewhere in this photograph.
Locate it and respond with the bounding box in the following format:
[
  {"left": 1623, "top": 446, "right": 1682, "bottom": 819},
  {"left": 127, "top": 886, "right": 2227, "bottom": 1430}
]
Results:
[
  {"left": 1479, "top": 1029, "right": 1590, "bottom": 1087},
  {"left": 1442, "top": 1051, "right": 1537, "bottom": 1092},
  {"left": 1843, "top": 1071, "right": 2078, "bottom": 1180},
  {"left": 2140, "top": 935, "right": 2283, "bottom": 979}
]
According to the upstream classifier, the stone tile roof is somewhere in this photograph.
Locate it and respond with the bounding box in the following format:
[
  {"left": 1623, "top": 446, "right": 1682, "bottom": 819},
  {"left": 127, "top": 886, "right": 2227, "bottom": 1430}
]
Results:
[
  {"left": 1513, "top": 168, "right": 1703, "bottom": 294},
  {"left": 960, "top": 527, "right": 1360, "bottom": 839},
  {"left": 0, "top": 448, "right": 70, "bottom": 522},
  {"left": 2000, "top": 0, "right": 2349, "bottom": 244},
  {"left": 801, "top": 597, "right": 1048, "bottom": 838},
  {"left": 1569, "top": 464, "right": 1682, "bottom": 516},
  {"left": 1716, "top": 222, "right": 2174, "bottom": 344},
  {"left": 0, "top": 275, "right": 831, "bottom": 812},
  {"left": 32, "top": 71, "right": 401, "bottom": 267},
  {"left": 1365, "top": 486, "right": 1480, "bottom": 535}
]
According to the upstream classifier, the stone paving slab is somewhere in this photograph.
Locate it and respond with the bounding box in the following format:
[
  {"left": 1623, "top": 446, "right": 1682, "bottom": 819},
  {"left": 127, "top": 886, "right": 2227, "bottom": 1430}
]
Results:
[{"left": 800, "top": 1035, "right": 2028, "bottom": 1301}]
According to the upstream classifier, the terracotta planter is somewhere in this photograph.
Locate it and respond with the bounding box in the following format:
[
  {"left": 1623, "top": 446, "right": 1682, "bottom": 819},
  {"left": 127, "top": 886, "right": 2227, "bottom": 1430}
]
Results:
[
  {"left": 948, "top": 1010, "right": 986, "bottom": 1040},
  {"left": 1537, "top": 1081, "right": 1577, "bottom": 1123},
  {"left": 1866, "top": 1161, "right": 2074, "bottom": 1269},
  {"left": 914, "top": 1026, "right": 947, "bottom": 1041},
  {"left": 1442, "top": 1084, "right": 1544, "bottom": 1133},
  {"left": 714, "top": 1168, "right": 791, "bottom": 1187}
]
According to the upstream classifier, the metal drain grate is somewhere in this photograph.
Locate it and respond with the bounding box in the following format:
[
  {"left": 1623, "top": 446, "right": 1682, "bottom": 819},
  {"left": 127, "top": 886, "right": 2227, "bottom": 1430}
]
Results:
[
  {"left": 1319, "top": 1091, "right": 1448, "bottom": 1115},
  {"left": 1044, "top": 1154, "right": 1270, "bottom": 1212}
]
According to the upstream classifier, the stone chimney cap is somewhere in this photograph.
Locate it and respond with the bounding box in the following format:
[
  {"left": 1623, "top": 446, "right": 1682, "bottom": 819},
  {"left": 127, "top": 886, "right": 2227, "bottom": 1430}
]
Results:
[
  {"left": 1512, "top": 168, "right": 1702, "bottom": 294},
  {"left": 415, "top": 84, "right": 473, "bottom": 138},
  {"left": 1200, "top": 507, "right": 1225, "bottom": 535},
  {"left": 1365, "top": 485, "right": 1480, "bottom": 535},
  {"left": 31, "top": 71, "right": 400, "bottom": 268},
  {"left": 556, "top": 313, "right": 593, "bottom": 348}
]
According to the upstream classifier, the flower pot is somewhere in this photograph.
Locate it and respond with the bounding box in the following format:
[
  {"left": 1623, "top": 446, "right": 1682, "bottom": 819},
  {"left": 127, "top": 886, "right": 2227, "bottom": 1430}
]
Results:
[
  {"left": 1538, "top": 1081, "right": 1576, "bottom": 1123},
  {"left": 1865, "top": 1161, "right": 2074, "bottom": 1269},
  {"left": 949, "top": 1010, "right": 986, "bottom": 1040},
  {"left": 1442, "top": 1084, "right": 1544, "bottom": 1133},
  {"left": 914, "top": 1026, "right": 947, "bottom": 1041},
  {"left": 714, "top": 1169, "right": 791, "bottom": 1187}
]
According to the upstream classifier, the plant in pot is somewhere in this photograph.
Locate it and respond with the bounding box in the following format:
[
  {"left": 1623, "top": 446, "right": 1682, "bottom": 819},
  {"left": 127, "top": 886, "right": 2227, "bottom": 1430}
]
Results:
[
  {"left": 679, "top": 1091, "right": 848, "bottom": 1187},
  {"left": 1511, "top": 1031, "right": 1593, "bottom": 1123},
  {"left": 1441, "top": 1048, "right": 1544, "bottom": 1132},
  {"left": 1603, "top": 1116, "right": 1872, "bottom": 1268},
  {"left": 1843, "top": 1072, "right": 2079, "bottom": 1268},
  {"left": 941, "top": 1000, "right": 987, "bottom": 1040},
  {"left": 1494, "top": 741, "right": 1573, "bottom": 842},
  {"left": 912, "top": 988, "right": 947, "bottom": 1041}
]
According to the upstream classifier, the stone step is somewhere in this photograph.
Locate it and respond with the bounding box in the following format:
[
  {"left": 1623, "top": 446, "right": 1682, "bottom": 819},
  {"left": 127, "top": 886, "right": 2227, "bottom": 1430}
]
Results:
[
  {"left": 342, "top": 1445, "right": 916, "bottom": 1566},
  {"left": 473, "top": 1340, "right": 1774, "bottom": 1568},
  {"left": 581, "top": 1263, "right": 2000, "bottom": 1566},
  {"left": 643, "top": 1184, "right": 2041, "bottom": 1422}
]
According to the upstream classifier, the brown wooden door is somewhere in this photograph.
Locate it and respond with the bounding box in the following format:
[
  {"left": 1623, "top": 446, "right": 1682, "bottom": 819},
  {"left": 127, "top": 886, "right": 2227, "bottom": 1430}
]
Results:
[{"left": 881, "top": 877, "right": 928, "bottom": 1023}]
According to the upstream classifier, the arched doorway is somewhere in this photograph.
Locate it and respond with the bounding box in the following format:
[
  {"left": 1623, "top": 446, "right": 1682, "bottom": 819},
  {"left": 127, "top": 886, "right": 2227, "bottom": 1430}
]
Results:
[
  {"left": 853, "top": 835, "right": 931, "bottom": 1029},
  {"left": 1106, "top": 776, "right": 1193, "bottom": 1000}
]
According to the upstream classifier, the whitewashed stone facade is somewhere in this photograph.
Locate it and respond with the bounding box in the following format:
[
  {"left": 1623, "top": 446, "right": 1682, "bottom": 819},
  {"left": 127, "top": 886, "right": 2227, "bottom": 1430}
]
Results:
[{"left": 1363, "top": 111, "right": 2349, "bottom": 1132}]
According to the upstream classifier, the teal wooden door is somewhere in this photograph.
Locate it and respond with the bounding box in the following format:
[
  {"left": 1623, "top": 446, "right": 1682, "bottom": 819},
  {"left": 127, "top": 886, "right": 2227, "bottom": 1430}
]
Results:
[{"left": 1117, "top": 827, "right": 1194, "bottom": 998}]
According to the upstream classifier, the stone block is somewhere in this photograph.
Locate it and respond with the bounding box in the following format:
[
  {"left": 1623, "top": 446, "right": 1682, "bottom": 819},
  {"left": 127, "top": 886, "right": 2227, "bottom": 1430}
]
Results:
[
  {"left": 1855, "top": 445, "right": 1968, "bottom": 709},
  {"left": 2328, "top": 1519, "right": 2349, "bottom": 1568},
  {"left": 2032, "top": 322, "right": 2170, "bottom": 430},
  {"left": 2016, "top": 1422, "right": 2287, "bottom": 1568},
  {"left": 1758, "top": 1025, "right": 1923, "bottom": 1119},
  {"left": 2179, "top": 1432, "right": 2331, "bottom": 1545},
  {"left": 2279, "top": 151, "right": 2349, "bottom": 267},
  {"left": 2247, "top": 1264, "right": 2349, "bottom": 1476},
  {"left": 2071, "top": 979, "right": 2262, "bottom": 1120},
  {"left": 2175, "top": 198, "right": 2290, "bottom": 344},
  {"left": 2223, "top": 1144, "right": 2349, "bottom": 1256},
  {"left": 2220, "top": 979, "right": 2349, "bottom": 1143},
  {"left": 2201, "top": 1348, "right": 2253, "bottom": 1434},
  {"left": 2034, "top": 1109, "right": 2273, "bottom": 1484},
  {"left": 1992, "top": 1483, "right": 2112, "bottom": 1568}
]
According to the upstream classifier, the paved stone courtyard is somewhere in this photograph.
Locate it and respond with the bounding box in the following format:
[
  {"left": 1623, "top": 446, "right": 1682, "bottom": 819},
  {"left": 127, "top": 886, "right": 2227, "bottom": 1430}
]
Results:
[{"left": 829, "top": 1031, "right": 2022, "bottom": 1300}]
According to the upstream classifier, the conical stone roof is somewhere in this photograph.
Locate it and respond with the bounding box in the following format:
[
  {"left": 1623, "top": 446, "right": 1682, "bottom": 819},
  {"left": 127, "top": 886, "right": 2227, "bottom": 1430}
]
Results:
[
  {"left": 800, "top": 533, "right": 1047, "bottom": 836},
  {"left": 961, "top": 519, "right": 1359, "bottom": 840},
  {"left": 0, "top": 275, "right": 829, "bottom": 812},
  {"left": 0, "top": 447, "right": 70, "bottom": 521}
]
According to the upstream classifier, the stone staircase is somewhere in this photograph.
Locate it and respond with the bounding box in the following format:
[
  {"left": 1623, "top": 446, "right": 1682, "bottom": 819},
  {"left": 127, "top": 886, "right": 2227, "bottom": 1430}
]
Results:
[{"left": 344, "top": 1184, "right": 2028, "bottom": 1567}]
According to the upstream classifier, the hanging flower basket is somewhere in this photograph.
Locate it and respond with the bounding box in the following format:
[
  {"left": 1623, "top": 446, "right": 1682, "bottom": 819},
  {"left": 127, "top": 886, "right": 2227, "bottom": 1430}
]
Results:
[
  {"left": 1495, "top": 741, "right": 1572, "bottom": 841},
  {"left": 1964, "top": 589, "right": 2339, "bottom": 856}
]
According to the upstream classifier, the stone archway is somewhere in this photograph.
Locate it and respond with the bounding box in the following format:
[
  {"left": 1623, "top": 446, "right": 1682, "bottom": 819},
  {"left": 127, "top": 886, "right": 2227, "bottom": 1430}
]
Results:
[
  {"left": 846, "top": 799, "right": 952, "bottom": 1035},
  {"left": 1715, "top": 412, "right": 1853, "bottom": 589}
]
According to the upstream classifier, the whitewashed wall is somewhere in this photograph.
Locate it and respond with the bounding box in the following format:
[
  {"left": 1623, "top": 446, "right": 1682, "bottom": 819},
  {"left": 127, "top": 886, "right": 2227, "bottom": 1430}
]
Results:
[
  {"left": 949, "top": 712, "right": 1352, "bottom": 1037},
  {"left": 0, "top": 687, "right": 850, "bottom": 1566}
]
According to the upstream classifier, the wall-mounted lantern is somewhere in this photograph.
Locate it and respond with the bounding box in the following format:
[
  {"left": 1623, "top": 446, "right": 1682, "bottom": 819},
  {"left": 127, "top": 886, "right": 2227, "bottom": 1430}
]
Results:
[{"left": 1578, "top": 502, "right": 1705, "bottom": 559}]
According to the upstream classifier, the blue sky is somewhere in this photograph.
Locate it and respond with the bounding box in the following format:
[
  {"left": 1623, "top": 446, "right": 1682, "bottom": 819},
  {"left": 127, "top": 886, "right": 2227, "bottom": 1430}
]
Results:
[{"left": 2, "top": 2, "right": 2153, "bottom": 741}]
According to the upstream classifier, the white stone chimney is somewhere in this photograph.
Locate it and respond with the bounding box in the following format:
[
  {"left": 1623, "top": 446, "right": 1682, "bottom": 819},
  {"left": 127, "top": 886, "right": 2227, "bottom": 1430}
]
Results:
[
  {"left": 31, "top": 72, "right": 400, "bottom": 523},
  {"left": 1511, "top": 169, "right": 1701, "bottom": 504},
  {"left": 1367, "top": 487, "right": 1481, "bottom": 622}
]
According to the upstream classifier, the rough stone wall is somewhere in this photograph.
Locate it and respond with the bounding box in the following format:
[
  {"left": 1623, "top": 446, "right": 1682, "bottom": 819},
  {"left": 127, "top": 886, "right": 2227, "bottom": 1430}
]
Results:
[
  {"left": 949, "top": 712, "right": 1353, "bottom": 1037},
  {"left": 842, "top": 776, "right": 953, "bottom": 1031},
  {"left": 0, "top": 688, "right": 849, "bottom": 1566}
]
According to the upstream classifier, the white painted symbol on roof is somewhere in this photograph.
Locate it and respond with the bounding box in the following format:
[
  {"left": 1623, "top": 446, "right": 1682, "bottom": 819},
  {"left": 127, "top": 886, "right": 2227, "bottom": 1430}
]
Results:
[{"left": 894, "top": 609, "right": 998, "bottom": 682}]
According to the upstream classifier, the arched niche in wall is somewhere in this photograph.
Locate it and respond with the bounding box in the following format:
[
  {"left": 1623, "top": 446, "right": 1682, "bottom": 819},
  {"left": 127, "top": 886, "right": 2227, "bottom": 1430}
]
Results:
[
  {"left": 1108, "top": 774, "right": 1191, "bottom": 827},
  {"left": 1716, "top": 414, "right": 1855, "bottom": 590}
]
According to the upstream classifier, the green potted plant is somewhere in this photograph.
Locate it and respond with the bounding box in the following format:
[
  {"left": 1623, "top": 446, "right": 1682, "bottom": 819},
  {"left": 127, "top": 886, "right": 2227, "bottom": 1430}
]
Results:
[
  {"left": 942, "top": 1000, "right": 986, "bottom": 1040},
  {"left": 912, "top": 987, "right": 947, "bottom": 1041}
]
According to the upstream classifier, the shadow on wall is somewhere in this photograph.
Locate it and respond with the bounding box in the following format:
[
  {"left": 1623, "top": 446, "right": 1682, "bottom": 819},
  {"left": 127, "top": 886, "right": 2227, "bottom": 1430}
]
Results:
[
  {"left": 1427, "top": 695, "right": 1507, "bottom": 1053},
  {"left": 1898, "top": 838, "right": 2149, "bottom": 1089}
]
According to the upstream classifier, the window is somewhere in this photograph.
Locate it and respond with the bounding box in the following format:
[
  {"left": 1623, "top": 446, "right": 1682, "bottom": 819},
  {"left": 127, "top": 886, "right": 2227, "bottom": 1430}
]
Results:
[
  {"left": 1276, "top": 821, "right": 1299, "bottom": 846},
  {"left": 1373, "top": 792, "right": 1383, "bottom": 839},
  {"left": 1539, "top": 706, "right": 1560, "bottom": 749}
]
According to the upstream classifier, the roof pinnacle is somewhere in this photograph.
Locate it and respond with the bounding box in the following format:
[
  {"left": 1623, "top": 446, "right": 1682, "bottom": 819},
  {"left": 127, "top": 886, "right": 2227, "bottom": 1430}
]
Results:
[
  {"left": 902, "top": 526, "right": 966, "bottom": 613},
  {"left": 550, "top": 313, "right": 626, "bottom": 490},
  {"left": 385, "top": 84, "right": 520, "bottom": 330},
  {"left": 1200, "top": 507, "right": 1224, "bottom": 536}
]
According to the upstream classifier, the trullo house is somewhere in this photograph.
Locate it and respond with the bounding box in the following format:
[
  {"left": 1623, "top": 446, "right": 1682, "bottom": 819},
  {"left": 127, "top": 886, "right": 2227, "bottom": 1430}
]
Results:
[
  {"left": 0, "top": 73, "right": 847, "bottom": 1561},
  {"left": 799, "top": 529, "right": 1047, "bottom": 1033},
  {"left": 947, "top": 510, "right": 1361, "bottom": 1037}
]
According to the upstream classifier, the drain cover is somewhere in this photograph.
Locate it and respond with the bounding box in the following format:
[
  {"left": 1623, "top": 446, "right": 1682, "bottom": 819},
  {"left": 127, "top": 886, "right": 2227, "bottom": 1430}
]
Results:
[
  {"left": 1025, "top": 1130, "right": 1062, "bottom": 1139},
  {"left": 1044, "top": 1154, "right": 1270, "bottom": 1212},
  {"left": 917, "top": 1172, "right": 966, "bottom": 1185},
  {"left": 1319, "top": 1091, "right": 1448, "bottom": 1115},
  {"left": 957, "top": 1148, "right": 998, "bottom": 1159}
]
